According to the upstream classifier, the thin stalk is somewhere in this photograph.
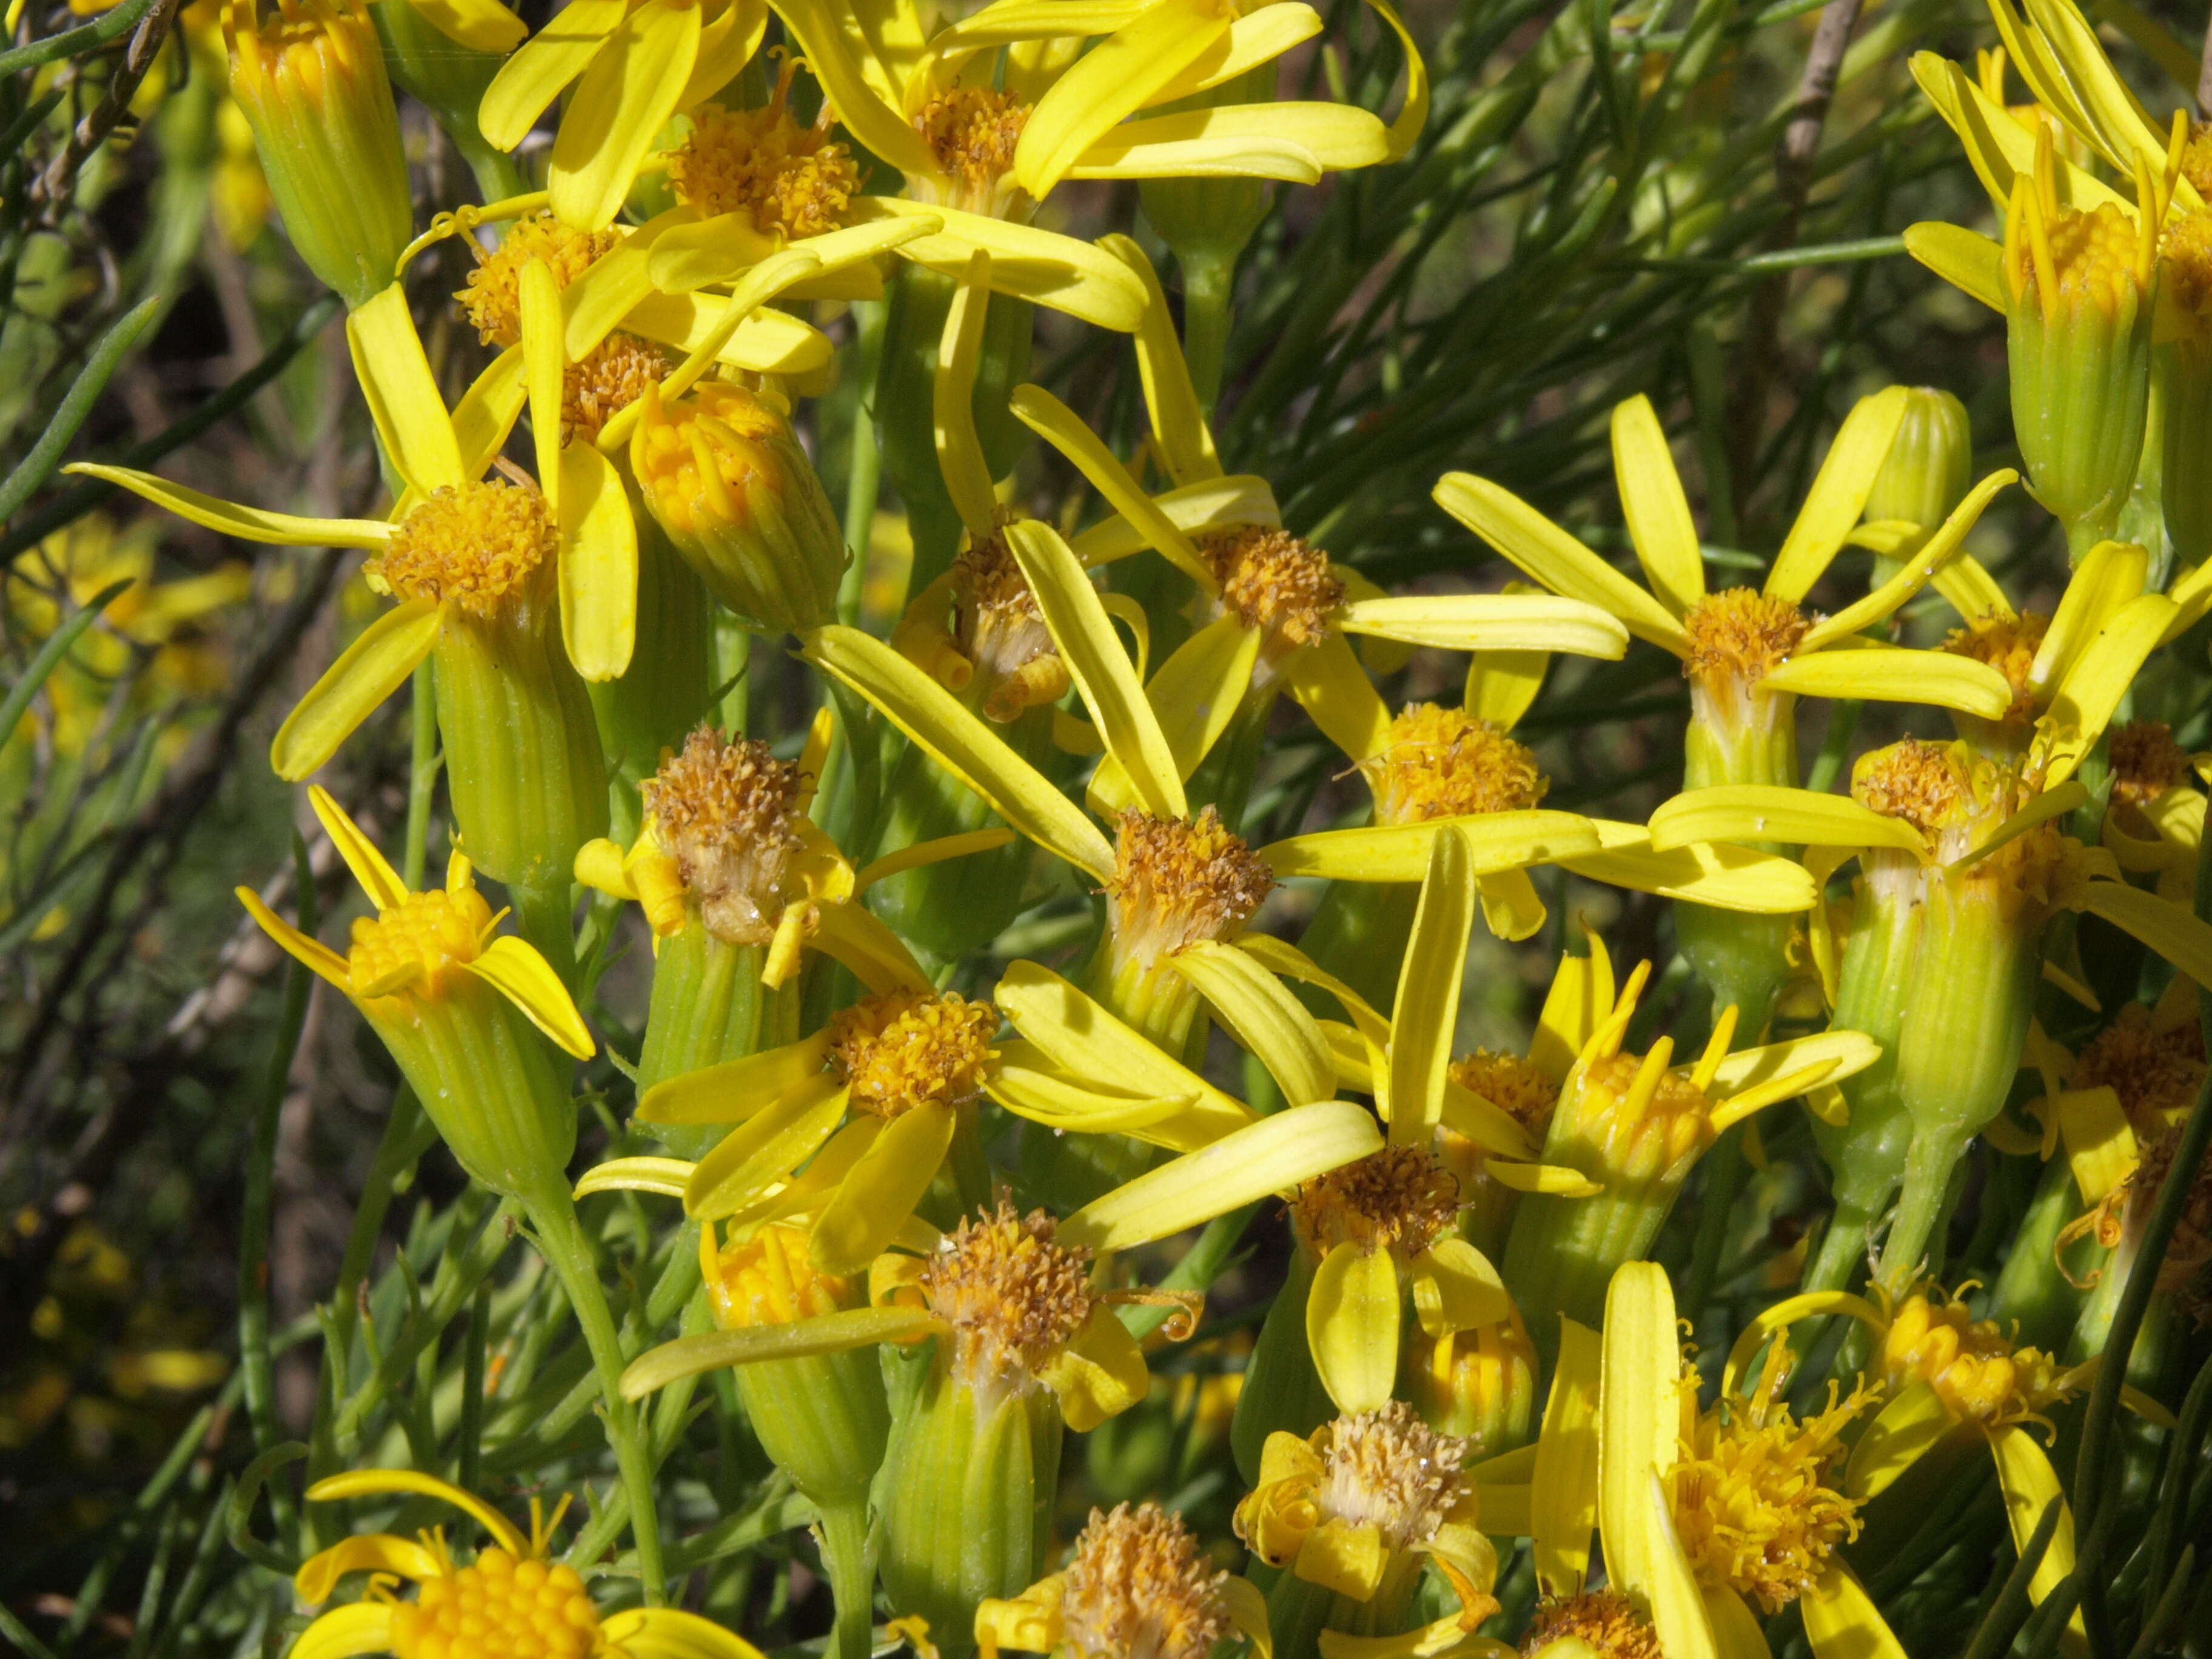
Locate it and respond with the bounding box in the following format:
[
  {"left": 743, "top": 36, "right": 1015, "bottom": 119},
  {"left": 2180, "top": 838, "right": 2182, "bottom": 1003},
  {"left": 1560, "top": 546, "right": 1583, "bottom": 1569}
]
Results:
[
  {"left": 404, "top": 660, "right": 440, "bottom": 890},
  {"left": 839, "top": 301, "right": 886, "bottom": 627},
  {"left": 512, "top": 878, "right": 578, "bottom": 990},
  {"left": 1181, "top": 245, "right": 1238, "bottom": 413},
  {"left": 525, "top": 1182, "right": 667, "bottom": 1602},
  {"left": 817, "top": 1500, "right": 876, "bottom": 1659}
]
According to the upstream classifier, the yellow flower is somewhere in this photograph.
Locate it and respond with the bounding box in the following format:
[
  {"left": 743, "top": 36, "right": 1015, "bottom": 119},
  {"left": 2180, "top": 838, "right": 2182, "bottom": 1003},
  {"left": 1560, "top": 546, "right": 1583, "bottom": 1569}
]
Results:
[
  {"left": 976, "top": 1501, "right": 1271, "bottom": 1659},
  {"left": 289, "top": 1469, "right": 758, "bottom": 1659},
  {"left": 1435, "top": 389, "right": 2022, "bottom": 791},
  {"left": 478, "top": 0, "right": 767, "bottom": 230},
  {"left": 1235, "top": 1401, "right": 1501, "bottom": 1658},
  {"left": 1493, "top": 1264, "right": 1901, "bottom": 1659},
  {"left": 723, "top": 0, "right": 1426, "bottom": 327}
]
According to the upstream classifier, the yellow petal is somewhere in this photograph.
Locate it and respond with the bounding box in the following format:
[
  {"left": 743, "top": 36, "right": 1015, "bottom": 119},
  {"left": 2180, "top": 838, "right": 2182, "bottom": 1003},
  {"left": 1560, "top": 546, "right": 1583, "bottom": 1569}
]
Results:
[
  {"left": 1563, "top": 822, "right": 1818, "bottom": 913},
  {"left": 1042, "top": 1303, "right": 1153, "bottom": 1431},
  {"left": 683, "top": 1075, "right": 848, "bottom": 1219},
  {"left": 1307, "top": 1241, "right": 1401, "bottom": 1412},
  {"left": 935, "top": 251, "right": 1000, "bottom": 537},
  {"left": 1388, "top": 825, "right": 1473, "bottom": 1145},
  {"left": 62, "top": 464, "right": 393, "bottom": 548},
  {"left": 573, "top": 1156, "right": 695, "bottom": 1201},
  {"left": 1843, "top": 1379, "right": 1956, "bottom": 1501},
  {"left": 1598, "top": 1265, "right": 1689, "bottom": 1617},
  {"left": 1069, "top": 474, "right": 1277, "bottom": 565},
  {"left": 557, "top": 441, "right": 637, "bottom": 680},
  {"left": 809, "top": 1100, "right": 959, "bottom": 1273},
  {"left": 1649, "top": 785, "right": 1926, "bottom": 856},
  {"left": 1220, "top": 1575, "right": 1272, "bottom": 1659},
  {"left": 1761, "top": 387, "right": 1910, "bottom": 604},
  {"left": 1008, "top": 384, "right": 1213, "bottom": 588},
  {"left": 1410, "top": 1238, "right": 1510, "bottom": 1336},
  {"left": 297, "top": 1530, "right": 441, "bottom": 1603},
  {"left": 1720, "top": 1291, "right": 1886, "bottom": 1400},
  {"left": 1708, "top": 1030, "right": 1878, "bottom": 1109},
  {"left": 1904, "top": 221, "right": 2006, "bottom": 311},
  {"left": 855, "top": 827, "right": 1017, "bottom": 890},
  {"left": 1483, "top": 1159, "right": 1602, "bottom": 1196},
  {"left": 994, "top": 961, "right": 1254, "bottom": 1139},
  {"left": 1059, "top": 1099, "right": 1383, "bottom": 1252},
  {"left": 850, "top": 196, "right": 1148, "bottom": 331},
  {"left": 347, "top": 286, "right": 463, "bottom": 494},
  {"left": 809, "top": 899, "right": 936, "bottom": 996},
  {"left": 1990, "top": 1423, "right": 2085, "bottom": 1640},
  {"left": 1530, "top": 930, "right": 1614, "bottom": 1084},
  {"left": 1066, "top": 102, "right": 1385, "bottom": 181},
  {"left": 1955, "top": 782, "right": 2088, "bottom": 871},
  {"left": 2073, "top": 879, "right": 2212, "bottom": 990},
  {"left": 270, "top": 597, "right": 445, "bottom": 782},
  {"left": 1099, "top": 232, "right": 1220, "bottom": 486},
  {"left": 619, "top": 1307, "right": 942, "bottom": 1398},
  {"left": 520, "top": 259, "right": 565, "bottom": 521},
  {"left": 306, "top": 783, "right": 407, "bottom": 911},
  {"left": 767, "top": 0, "right": 938, "bottom": 178},
  {"left": 2034, "top": 538, "right": 2147, "bottom": 694},
  {"left": 1703, "top": 1587, "right": 1770, "bottom": 1659},
  {"left": 2038, "top": 592, "right": 2179, "bottom": 786},
  {"left": 1259, "top": 811, "right": 1600, "bottom": 883},
  {"left": 478, "top": 0, "right": 630, "bottom": 148},
  {"left": 1335, "top": 594, "right": 1629, "bottom": 659},
  {"left": 1016, "top": 0, "right": 1235, "bottom": 198},
  {"left": 1464, "top": 648, "right": 1549, "bottom": 730},
  {"left": 1530, "top": 1318, "right": 1601, "bottom": 1601},
  {"left": 1757, "top": 645, "right": 2015, "bottom": 719},
  {"left": 1091, "top": 614, "right": 1259, "bottom": 813},
  {"left": 1432, "top": 472, "right": 1688, "bottom": 654},
  {"left": 1797, "top": 469, "right": 2019, "bottom": 650},
  {"left": 1238, "top": 933, "right": 1392, "bottom": 1047},
  {"left": 1164, "top": 938, "right": 1332, "bottom": 1106},
  {"left": 1004, "top": 517, "right": 1185, "bottom": 816},
  {"left": 1282, "top": 629, "right": 1395, "bottom": 765},
  {"left": 289, "top": 1603, "right": 397, "bottom": 1659},
  {"left": 305, "top": 1469, "right": 529, "bottom": 1555},
  {"left": 2057, "top": 1085, "right": 2137, "bottom": 1205},
  {"left": 236, "top": 886, "right": 354, "bottom": 993},
  {"left": 803, "top": 625, "right": 1115, "bottom": 879},
  {"left": 1610, "top": 395, "right": 1704, "bottom": 616},
  {"left": 674, "top": 0, "right": 768, "bottom": 114},
  {"left": 547, "top": 0, "right": 702, "bottom": 231},
  {"left": 1476, "top": 867, "right": 1546, "bottom": 942},
  {"left": 1317, "top": 1622, "right": 1516, "bottom": 1659},
  {"left": 461, "top": 935, "right": 595, "bottom": 1059},
  {"left": 988, "top": 1051, "right": 1202, "bottom": 1145},
  {"left": 1365, "top": 0, "right": 1428, "bottom": 161},
  {"left": 1931, "top": 549, "right": 2014, "bottom": 620},
  {"left": 638, "top": 1033, "right": 833, "bottom": 1125},
  {"left": 600, "top": 1606, "right": 769, "bottom": 1659}
]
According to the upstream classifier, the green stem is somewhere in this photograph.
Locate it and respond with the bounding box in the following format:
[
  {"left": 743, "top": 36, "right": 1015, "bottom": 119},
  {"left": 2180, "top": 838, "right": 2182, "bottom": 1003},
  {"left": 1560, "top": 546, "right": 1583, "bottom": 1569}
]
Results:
[
  {"left": 839, "top": 301, "right": 886, "bottom": 627},
  {"left": 1180, "top": 246, "right": 1236, "bottom": 414},
  {"left": 1874, "top": 1126, "right": 1969, "bottom": 1297},
  {"left": 817, "top": 1500, "right": 876, "bottom": 1659},
  {"left": 404, "top": 660, "right": 439, "bottom": 891},
  {"left": 525, "top": 1184, "right": 667, "bottom": 1603}
]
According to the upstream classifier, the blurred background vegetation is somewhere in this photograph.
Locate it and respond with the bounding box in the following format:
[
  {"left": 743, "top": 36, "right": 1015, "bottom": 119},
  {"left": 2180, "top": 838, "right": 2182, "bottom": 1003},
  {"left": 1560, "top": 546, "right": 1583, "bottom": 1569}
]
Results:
[{"left": 1, "top": 0, "right": 2194, "bottom": 1651}]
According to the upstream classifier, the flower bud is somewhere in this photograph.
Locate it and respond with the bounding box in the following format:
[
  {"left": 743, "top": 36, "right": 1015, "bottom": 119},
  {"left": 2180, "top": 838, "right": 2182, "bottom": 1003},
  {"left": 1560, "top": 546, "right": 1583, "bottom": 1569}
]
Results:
[
  {"left": 631, "top": 380, "right": 847, "bottom": 634},
  {"left": 2159, "top": 209, "right": 2212, "bottom": 567},
  {"left": 370, "top": 481, "right": 609, "bottom": 894},
  {"left": 1864, "top": 386, "right": 1973, "bottom": 586},
  {"left": 1403, "top": 1307, "right": 1537, "bottom": 1459},
  {"left": 222, "top": 0, "right": 412, "bottom": 309},
  {"left": 2003, "top": 135, "right": 2158, "bottom": 558}
]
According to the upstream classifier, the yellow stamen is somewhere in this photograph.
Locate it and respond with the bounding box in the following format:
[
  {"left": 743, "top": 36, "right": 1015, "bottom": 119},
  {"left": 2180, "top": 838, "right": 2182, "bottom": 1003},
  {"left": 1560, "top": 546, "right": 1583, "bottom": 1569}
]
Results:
[
  {"left": 671, "top": 58, "right": 858, "bottom": 240},
  {"left": 1198, "top": 526, "right": 1344, "bottom": 671},
  {"left": 1874, "top": 1281, "right": 2068, "bottom": 1427},
  {"left": 919, "top": 1203, "right": 1095, "bottom": 1398},
  {"left": 1305, "top": 1400, "right": 1471, "bottom": 1553},
  {"left": 2003, "top": 134, "right": 2145, "bottom": 324},
  {"left": 2106, "top": 720, "right": 2192, "bottom": 812},
  {"left": 953, "top": 526, "right": 1068, "bottom": 722},
  {"left": 346, "top": 885, "right": 493, "bottom": 999},
  {"left": 2180, "top": 119, "right": 2212, "bottom": 199},
  {"left": 1359, "top": 703, "right": 1549, "bottom": 826},
  {"left": 563, "top": 332, "right": 673, "bottom": 447},
  {"left": 825, "top": 988, "right": 998, "bottom": 1118},
  {"left": 1057, "top": 1503, "right": 1233, "bottom": 1659},
  {"left": 387, "top": 1547, "right": 602, "bottom": 1659},
  {"left": 1521, "top": 1590, "right": 1663, "bottom": 1659},
  {"left": 1850, "top": 736, "right": 1973, "bottom": 837},
  {"left": 1289, "top": 1144, "right": 1461, "bottom": 1261},
  {"left": 368, "top": 481, "right": 554, "bottom": 617},
  {"left": 1680, "top": 587, "right": 1809, "bottom": 703},
  {"left": 913, "top": 85, "right": 1030, "bottom": 210},
  {"left": 1669, "top": 1352, "right": 1872, "bottom": 1614},
  {"left": 1446, "top": 1050, "right": 1560, "bottom": 1135},
  {"left": 455, "top": 212, "right": 618, "bottom": 347},
  {"left": 703, "top": 1219, "right": 853, "bottom": 1330},
  {"left": 1565, "top": 1044, "right": 1711, "bottom": 1182},
  {"left": 640, "top": 727, "right": 806, "bottom": 945},
  {"left": 1941, "top": 612, "right": 2049, "bottom": 724},
  {"left": 1104, "top": 806, "right": 1274, "bottom": 967}
]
